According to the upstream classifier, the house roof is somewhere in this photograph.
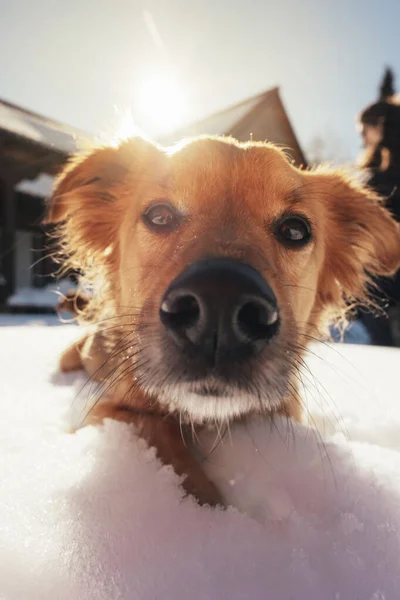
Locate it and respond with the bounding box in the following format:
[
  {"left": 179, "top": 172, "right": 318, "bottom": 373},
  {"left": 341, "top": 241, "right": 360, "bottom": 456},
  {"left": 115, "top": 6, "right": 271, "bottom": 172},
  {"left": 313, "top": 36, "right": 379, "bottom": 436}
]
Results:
[
  {"left": 0, "top": 85, "right": 305, "bottom": 186},
  {"left": 0, "top": 98, "right": 92, "bottom": 183},
  {"left": 161, "top": 90, "right": 267, "bottom": 142},
  {"left": 160, "top": 87, "right": 306, "bottom": 166}
]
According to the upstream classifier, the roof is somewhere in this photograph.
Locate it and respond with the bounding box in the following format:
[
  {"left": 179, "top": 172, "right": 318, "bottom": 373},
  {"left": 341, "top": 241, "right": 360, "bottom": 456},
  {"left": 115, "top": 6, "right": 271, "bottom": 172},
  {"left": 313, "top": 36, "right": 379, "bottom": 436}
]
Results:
[
  {"left": 0, "top": 86, "right": 305, "bottom": 187},
  {"left": 160, "top": 87, "right": 306, "bottom": 166},
  {"left": 161, "top": 91, "right": 266, "bottom": 141},
  {"left": 0, "top": 98, "right": 93, "bottom": 182}
]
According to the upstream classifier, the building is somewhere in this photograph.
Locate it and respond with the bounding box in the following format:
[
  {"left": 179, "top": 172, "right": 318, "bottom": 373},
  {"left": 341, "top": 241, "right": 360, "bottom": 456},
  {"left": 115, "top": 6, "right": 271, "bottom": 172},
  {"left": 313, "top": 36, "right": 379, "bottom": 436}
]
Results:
[
  {"left": 161, "top": 86, "right": 306, "bottom": 166},
  {"left": 0, "top": 98, "right": 92, "bottom": 309},
  {"left": 0, "top": 86, "right": 305, "bottom": 310}
]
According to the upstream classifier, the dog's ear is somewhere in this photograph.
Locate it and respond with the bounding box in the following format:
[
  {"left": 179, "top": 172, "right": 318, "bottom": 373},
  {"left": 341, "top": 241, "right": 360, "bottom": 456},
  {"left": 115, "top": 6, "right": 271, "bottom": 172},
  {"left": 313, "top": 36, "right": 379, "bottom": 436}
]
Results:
[
  {"left": 45, "top": 137, "right": 162, "bottom": 262},
  {"left": 312, "top": 171, "right": 400, "bottom": 311},
  {"left": 45, "top": 146, "right": 129, "bottom": 225}
]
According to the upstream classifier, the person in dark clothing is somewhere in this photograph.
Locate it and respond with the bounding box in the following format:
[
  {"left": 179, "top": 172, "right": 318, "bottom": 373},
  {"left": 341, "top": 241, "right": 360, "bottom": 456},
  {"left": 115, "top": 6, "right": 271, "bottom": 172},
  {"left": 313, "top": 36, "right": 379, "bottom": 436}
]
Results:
[{"left": 357, "top": 67, "right": 400, "bottom": 346}]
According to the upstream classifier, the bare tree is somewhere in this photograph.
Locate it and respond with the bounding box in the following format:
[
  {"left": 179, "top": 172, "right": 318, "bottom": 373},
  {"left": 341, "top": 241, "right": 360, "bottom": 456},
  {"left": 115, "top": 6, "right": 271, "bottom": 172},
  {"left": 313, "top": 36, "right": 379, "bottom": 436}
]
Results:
[{"left": 306, "top": 130, "right": 351, "bottom": 167}]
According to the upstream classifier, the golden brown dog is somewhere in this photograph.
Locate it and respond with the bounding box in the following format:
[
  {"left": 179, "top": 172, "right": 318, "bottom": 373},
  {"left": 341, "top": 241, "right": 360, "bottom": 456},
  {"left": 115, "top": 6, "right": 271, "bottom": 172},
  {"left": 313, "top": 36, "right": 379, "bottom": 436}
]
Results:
[{"left": 47, "top": 135, "right": 400, "bottom": 506}]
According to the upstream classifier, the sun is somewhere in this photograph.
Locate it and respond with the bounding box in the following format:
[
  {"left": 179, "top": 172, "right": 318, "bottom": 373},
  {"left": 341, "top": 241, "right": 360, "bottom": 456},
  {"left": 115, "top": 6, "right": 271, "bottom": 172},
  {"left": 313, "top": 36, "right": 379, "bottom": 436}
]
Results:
[{"left": 136, "top": 72, "right": 186, "bottom": 133}]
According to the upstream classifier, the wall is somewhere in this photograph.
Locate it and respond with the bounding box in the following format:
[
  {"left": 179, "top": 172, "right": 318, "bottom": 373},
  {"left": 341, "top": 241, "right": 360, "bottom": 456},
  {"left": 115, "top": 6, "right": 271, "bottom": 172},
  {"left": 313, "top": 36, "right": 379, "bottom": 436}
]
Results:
[{"left": 15, "top": 230, "right": 32, "bottom": 289}]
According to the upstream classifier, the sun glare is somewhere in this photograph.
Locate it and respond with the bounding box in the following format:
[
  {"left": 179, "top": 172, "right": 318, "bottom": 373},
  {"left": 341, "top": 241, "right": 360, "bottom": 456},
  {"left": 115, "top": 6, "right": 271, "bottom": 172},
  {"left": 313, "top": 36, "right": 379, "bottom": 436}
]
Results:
[
  {"left": 136, "top": 73, "right": 186, "bottom": 133},
  {"left": 113, "top": 110, "right": 148, "bottom": 144}
]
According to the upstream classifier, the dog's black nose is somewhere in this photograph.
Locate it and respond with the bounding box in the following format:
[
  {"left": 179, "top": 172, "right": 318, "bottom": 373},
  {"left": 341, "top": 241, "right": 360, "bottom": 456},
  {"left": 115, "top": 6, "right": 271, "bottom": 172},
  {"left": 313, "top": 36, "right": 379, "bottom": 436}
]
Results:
[{"left": 160, "top": 258, "right": 279, "bottom": 365}]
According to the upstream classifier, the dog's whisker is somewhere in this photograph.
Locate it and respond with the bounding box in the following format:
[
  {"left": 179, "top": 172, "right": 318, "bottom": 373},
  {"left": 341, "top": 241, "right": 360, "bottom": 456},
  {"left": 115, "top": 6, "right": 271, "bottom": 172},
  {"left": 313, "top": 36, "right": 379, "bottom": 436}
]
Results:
[
  {"left": 284, "top": 342, "right": 349, "bottom": 438},
  {"left": 48, "top": 133, "right": 399, "bottom": 506}
]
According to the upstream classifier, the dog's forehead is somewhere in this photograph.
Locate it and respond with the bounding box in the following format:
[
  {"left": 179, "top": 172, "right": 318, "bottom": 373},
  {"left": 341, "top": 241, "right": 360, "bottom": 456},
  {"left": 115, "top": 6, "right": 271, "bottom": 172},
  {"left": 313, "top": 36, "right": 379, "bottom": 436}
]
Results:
[{"left": 165, "top": 138, "right": 302, "bottom": 210}]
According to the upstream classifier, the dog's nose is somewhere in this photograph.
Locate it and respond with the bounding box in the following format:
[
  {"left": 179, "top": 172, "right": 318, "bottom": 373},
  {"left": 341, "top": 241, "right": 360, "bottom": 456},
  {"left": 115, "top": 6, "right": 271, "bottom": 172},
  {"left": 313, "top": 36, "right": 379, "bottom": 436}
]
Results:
[{"left": 160, "top": 258, "right": 279, "bottom": 365}]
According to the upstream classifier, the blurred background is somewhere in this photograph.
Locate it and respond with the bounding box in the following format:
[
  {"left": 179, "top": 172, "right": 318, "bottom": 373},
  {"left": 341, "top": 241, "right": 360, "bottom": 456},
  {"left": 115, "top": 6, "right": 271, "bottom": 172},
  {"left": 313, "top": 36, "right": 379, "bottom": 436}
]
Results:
[{"left": 0, "top": 0, "right": 399, "bottom": 345}]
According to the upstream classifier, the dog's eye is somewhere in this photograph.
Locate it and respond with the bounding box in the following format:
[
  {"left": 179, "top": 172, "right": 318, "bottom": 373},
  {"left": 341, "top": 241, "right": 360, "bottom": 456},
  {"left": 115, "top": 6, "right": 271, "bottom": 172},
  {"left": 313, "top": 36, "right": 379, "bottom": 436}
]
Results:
[
  {"left": 142, "top": 203, "right": 180, "bottom": 232},
  {"left": 276, "top": 216, "right": 312, "bottom": 247}
]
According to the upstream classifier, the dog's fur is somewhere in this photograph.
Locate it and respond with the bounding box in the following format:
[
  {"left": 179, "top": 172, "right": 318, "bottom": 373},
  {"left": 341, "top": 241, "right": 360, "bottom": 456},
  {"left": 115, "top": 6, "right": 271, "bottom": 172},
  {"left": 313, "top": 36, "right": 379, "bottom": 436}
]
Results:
[{"left": 46, "top": 135, "right": 400, "bottom": 506}]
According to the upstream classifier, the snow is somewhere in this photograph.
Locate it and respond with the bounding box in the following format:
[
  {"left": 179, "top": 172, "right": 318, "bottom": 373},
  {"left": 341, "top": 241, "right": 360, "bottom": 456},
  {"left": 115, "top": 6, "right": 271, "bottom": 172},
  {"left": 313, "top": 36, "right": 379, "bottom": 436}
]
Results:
[
  {"left": 0, "top": 101, "right": 92, "bottom": 153},
  {"left": 16, "top": 173, "right": 54, "bottom": 197},
  {"left": 1, "top": 317, "right": 400, "bottom": 599},
  {"left": 7, "top": 279, "right": 77, "bottom": 309},
  {"left": 0, "top": 103, "right": 46, "bottom": 144}
]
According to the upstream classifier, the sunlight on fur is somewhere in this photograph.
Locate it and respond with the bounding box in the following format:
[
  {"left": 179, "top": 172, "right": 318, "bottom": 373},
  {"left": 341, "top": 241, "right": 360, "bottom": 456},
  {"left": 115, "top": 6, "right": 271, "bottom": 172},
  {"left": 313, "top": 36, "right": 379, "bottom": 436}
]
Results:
[{"left": 46, "top": 134, "right": 400, "bottom": 506}]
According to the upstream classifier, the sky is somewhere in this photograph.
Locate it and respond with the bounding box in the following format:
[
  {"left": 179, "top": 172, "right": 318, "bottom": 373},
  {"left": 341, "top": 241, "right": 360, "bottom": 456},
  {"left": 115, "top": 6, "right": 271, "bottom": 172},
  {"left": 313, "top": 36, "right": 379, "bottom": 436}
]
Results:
[{"left": 1, "top": 0, "right": 400, "bottom": 162}]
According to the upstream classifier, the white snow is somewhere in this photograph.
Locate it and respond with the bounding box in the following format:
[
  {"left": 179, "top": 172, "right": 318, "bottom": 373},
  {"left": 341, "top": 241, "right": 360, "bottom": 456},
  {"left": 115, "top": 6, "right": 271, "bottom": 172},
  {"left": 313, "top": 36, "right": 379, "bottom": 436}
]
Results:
[
  {"left": 1, "top": 317, "right": 400, "bottom": 599},
  {"left": 0, "top": 101, "right": 92, "bottom": 153},
  {"left": 0, "top": 103, "right": 46, "bottom": 144},
  {"left": 7, "top": 279, "right": 77, "bottom": 309},
  {"left": 16, "top": 174, "right": 54, "bottom": 197}
]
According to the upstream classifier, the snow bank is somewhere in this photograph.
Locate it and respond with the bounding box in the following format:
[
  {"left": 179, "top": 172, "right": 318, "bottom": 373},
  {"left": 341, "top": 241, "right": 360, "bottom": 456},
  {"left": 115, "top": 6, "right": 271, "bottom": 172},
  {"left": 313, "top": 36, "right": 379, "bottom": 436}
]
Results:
[
  {"left": 7, "top": 279, "right": 77, "bottom": 309},
  {"left": 0, "top": 318, "right": 400, "bottom": 599}
]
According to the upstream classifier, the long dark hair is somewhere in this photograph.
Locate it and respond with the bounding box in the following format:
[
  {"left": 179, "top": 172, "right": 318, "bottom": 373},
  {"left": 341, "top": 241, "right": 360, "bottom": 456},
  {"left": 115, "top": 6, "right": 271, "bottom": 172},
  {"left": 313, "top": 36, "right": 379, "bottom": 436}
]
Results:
[{"left": 359, "top": 68, "right": 400, "bottom": 168}]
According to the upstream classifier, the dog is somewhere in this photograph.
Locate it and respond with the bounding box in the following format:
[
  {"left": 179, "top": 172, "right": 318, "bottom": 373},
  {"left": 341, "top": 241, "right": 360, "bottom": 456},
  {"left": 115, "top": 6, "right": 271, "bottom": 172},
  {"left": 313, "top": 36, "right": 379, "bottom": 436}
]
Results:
[
  {"left": 46, "top": 135, "right": 400, "bottom": 506},
  {"left": 57, "top": 289, "right": 90, "bottom": 316}
]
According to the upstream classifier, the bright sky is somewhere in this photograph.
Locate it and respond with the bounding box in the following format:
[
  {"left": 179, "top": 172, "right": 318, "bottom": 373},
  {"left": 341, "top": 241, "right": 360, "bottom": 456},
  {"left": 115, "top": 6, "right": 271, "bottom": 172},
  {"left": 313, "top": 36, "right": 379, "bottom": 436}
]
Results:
[{"left": 1, "top": 0, "right": 399, "bottom": 161}]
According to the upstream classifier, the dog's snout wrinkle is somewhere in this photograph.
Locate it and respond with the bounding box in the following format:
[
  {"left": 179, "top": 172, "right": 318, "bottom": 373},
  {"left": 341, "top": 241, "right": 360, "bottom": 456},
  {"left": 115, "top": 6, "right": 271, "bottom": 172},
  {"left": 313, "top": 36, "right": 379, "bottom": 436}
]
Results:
[{"left": 160, "top": 258, "right": 280, "bottom": 367}]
